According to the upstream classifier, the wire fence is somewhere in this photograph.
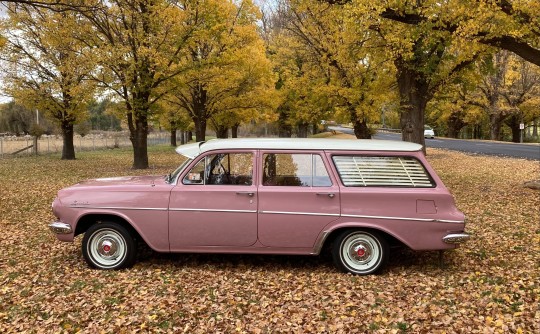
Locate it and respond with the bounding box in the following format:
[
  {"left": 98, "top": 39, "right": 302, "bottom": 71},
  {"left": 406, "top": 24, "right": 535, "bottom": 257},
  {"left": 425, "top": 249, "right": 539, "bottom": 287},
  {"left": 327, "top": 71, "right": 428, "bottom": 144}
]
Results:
[{"left": 0, "top": 131, "right": 174, "bottom": 159}]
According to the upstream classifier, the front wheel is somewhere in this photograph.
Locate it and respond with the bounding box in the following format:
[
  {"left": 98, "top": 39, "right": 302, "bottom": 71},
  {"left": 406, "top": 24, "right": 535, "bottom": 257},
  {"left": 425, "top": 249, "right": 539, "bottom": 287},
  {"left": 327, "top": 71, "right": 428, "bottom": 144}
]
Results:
[
  {"left": 332, "top": 230, "right": 389, "bottom": 275},
  {"left": 82, "top": 222, "right": 137, "bottom": 270}
]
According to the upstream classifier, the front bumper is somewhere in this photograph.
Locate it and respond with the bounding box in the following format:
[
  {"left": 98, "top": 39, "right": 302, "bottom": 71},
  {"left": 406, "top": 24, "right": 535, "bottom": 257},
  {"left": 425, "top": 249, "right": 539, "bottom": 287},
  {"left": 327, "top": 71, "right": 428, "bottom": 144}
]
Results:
[
  {"left": 49, "top": 221, "right": 73, "bottom": 234},
  {"left": 442, "top": 233, "right": 470, "bottom": 244}
]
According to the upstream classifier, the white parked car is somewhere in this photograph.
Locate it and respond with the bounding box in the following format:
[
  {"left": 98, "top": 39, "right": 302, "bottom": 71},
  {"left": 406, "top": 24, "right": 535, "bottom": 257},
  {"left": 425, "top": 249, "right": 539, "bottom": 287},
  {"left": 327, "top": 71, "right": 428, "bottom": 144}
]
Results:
[{"left": 424, "top": 125, "right": 435, "bottom": 139}]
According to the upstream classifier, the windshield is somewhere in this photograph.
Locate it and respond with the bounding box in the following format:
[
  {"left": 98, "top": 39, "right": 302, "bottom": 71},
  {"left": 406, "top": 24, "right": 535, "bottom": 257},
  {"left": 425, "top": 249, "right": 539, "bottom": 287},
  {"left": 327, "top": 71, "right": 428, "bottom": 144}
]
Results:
[{"left": 166, "top": 158, "right": 192, "bottom": 184}]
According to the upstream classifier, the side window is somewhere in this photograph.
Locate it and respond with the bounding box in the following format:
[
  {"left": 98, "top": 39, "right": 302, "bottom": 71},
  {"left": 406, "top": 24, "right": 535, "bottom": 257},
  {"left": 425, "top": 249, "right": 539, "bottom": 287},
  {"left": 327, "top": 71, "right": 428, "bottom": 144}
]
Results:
[
  {"left": 183, "top": 153, "right": 253, "bottom": 185},
  {"left": 332, "top": 155, "right": 435, "bottom": 187},
  {"left": 262, "top": 153, "right": 332, "bottom": 187}
]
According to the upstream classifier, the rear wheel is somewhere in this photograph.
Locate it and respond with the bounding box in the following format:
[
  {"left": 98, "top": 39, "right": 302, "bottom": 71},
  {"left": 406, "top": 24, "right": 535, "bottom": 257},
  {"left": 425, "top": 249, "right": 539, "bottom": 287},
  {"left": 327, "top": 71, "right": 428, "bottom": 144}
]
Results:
[
  {"left": 332, "top": 230, "right": 388, "bottom": 275},
  {"left": 82, "top": 222, "right": 137, "bottom": 270}
]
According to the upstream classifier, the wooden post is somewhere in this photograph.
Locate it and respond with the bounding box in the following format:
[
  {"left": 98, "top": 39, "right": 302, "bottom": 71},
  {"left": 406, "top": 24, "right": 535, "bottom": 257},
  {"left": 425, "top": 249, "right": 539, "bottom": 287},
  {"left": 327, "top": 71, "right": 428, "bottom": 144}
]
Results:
[{"left": 33, "top": 136, "right": 38, "bottom": 155}]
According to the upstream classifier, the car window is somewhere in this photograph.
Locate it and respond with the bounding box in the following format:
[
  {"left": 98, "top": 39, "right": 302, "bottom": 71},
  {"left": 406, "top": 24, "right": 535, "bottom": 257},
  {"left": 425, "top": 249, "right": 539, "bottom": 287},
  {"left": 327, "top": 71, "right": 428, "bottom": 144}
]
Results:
[
  {"left": 333, "top": 155, "right": 435, "bottom": 187},
  {"left": 183, "top": 153, "right": 253, "bottom": 185},
  {"left": 262, "top": 153, "right": 332, "bottom": 187}
]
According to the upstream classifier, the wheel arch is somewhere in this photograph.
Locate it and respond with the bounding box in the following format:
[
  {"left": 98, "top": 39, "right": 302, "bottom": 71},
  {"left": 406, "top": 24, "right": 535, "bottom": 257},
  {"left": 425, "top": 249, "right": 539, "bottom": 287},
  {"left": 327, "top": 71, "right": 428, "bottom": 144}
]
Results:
[
  {"left": 75, "top": 214, "right": 142, "bottom": 242},
  {"left": 318, "top": 224, "right": 406, "bottom": 254}
]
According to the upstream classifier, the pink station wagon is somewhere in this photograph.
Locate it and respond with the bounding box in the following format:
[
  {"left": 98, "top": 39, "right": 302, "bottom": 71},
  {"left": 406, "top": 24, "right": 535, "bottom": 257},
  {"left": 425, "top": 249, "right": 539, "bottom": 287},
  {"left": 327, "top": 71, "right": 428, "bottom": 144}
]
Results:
[{"left": 49, "top": 138, "right": 469, "bottom": 275}]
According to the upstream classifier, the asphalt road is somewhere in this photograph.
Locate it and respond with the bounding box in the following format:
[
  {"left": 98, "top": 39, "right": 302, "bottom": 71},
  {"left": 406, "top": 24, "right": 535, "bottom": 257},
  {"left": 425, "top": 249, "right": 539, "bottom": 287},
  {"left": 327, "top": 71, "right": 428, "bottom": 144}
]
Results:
[{"left": 329, "top": 126, "right": 540, "bottom": 161}]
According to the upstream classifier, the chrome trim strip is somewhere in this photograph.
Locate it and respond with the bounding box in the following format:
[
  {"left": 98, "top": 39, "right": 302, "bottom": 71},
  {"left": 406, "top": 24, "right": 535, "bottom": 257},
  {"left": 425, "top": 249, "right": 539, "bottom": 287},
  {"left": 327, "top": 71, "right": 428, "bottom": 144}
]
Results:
[
  {"left": 437, "top": 219, "right": 466, "bottom": 224},
  {"left": 341, "top": 214, "right": 464, "bottom": 223},
  {"left": 49, "top": 221, "right": 73, "bottom": 234},
  {"left": 312, "top": 230, "right": 331, "bottom": 255},
  {"left": 260, "top": 211, "right": 340, "bottom": 217},
  {"left": 70, "top": 206, "right": 168, "bottom": 211},
  {"left": 170, "top": 208, "right": 257, "bottom": 214},
  {"left": 443, "top": 233, "right": 470, "bottom": 244}
]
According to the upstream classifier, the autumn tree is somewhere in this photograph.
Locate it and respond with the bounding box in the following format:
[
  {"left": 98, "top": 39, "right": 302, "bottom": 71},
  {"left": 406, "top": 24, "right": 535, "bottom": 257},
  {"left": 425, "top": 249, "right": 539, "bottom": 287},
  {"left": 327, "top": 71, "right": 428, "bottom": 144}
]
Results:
[
  {"left": 76, "top": 0, "right": 199, "bottom": 169},
  {"left": 317, "top": 0, "right": 539, "bottom": 147},
  {"left": 272, "top": 0, "right": 391, "bottom": 139},
  {"left": 156, "top": 99, "right": 193, "bottom": 146},
  {"left": 267, "top": 30, "right": 331, "bottom": 138},
  {"left": 427, "top": 76, "right": 485, "bottom": 139},
  {"left": 164, "top": 0, "right": 275, "bottom": 142},
  {"left": 0, "top": 4, "right": 95, "bottom": 159},
  {"left": 318, "top": 0, "right": 540, "bottom": 67},
  {"left": 500, "top": 54, "right": 540, "bottom": 142},
  {"left": 0, "top": 101, "right": 57, "bottom": 135}
]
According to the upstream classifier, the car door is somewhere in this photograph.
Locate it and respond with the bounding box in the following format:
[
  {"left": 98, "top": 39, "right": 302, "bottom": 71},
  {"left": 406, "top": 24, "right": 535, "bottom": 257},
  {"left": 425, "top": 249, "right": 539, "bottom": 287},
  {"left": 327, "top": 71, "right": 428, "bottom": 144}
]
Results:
[
  {"left": 257, "top": 152, "right": 341, "bottom": 248},
  {"left": 168, "top": 151, "right": 258, "bottom": 249}
]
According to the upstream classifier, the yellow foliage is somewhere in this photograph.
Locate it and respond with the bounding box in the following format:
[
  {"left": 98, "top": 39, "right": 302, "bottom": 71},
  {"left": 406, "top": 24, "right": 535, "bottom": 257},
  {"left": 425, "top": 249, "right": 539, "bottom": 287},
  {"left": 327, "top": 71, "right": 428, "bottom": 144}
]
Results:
[
  {"left": 162, "top": 0, "right": 276, "bottom": 136},
  {"left": 271, "top": 0, "right": 395, "bottom": 131},
  {"left": 1, "top": 7, "right": 96, "bottom": 127}
]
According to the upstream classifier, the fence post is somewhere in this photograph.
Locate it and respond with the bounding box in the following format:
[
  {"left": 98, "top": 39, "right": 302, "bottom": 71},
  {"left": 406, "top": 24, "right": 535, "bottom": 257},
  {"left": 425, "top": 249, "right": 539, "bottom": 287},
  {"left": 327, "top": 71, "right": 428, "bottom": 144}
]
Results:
[{"left": 33, "top": 136, "right": 38, "bottom": 155}]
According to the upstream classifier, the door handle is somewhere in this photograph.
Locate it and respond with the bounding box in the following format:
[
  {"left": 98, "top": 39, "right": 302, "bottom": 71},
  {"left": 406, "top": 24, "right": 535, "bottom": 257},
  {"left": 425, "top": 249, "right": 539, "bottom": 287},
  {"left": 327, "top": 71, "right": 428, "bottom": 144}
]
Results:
[
  {"left": 316, "top": 193, "right": 335, "bottom": 198},
  {"left": 236, "top": 191, "right": 254, "bottom": 197}
]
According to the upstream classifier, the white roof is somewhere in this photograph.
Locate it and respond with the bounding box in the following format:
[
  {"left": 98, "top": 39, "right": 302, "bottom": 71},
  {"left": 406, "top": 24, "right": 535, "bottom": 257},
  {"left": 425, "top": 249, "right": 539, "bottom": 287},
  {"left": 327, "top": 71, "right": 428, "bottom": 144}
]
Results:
[{"left": 176, "top": 138, "right": 422, "bottom": 158}]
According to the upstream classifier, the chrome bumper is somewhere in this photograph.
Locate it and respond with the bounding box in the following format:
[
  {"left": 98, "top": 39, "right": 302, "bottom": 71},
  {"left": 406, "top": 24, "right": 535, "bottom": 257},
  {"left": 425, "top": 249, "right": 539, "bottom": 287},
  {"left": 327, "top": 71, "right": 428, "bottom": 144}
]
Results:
[
  {"left": 49, "top": 221, "right": 73, "bottom": 234},
  {"left": 443, "top": 233, "right": 470, "bottom": 244}
]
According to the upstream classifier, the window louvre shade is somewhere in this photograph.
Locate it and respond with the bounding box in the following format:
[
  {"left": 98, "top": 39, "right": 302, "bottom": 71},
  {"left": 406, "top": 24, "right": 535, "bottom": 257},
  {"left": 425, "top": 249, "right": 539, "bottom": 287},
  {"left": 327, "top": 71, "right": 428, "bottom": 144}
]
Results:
[{"left": 333, "top": 156, "right": 434, "bottom": 187}]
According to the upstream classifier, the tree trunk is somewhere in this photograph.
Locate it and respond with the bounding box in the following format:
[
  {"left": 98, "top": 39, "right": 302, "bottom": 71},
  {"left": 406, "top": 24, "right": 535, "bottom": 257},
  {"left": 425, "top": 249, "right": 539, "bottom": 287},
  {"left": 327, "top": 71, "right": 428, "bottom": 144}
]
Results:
[
  {"left": 489, "top": 112, "right": 503, "bottom": 141},
  {"left": 312, "top": 121, "right": 319, "bottom": 135},
  {"left": 216, "top": 126, "right": 228, "bottom": 139},
  {"left": 533, "top": 118, "right": 538, "bottom": 138},
  {"left": 194, "top": 119, "right": 206, "bottom": 141},
  {"left": 180, "top": 130, "right": 185, "bottom": 145},
  {"left": 447, "top": 111, "right": 466, "bottom": 138},
  {"left": 170, "top": 128, "right": 177, "bottom": 146},
  {"left": 61, "top": 122, "right": 76, "bottom": 160},
  {"left": 511, "top": 126, "right": 521, "bottom": 143},
  {"left": 297, "top": 122, "right": 309, "bottom": 138},
  {"left": 278, "top": 125, "right": 292, "bottom": 137},
  {"left": 231, "top": 123, "right": 240, "bottom": 138},
  {"left": 187, "top": 131, "right": 192, "bottom": 142},
  {"left": 353, "top": 120, "right": 371, "bottom": 139},
  {"left": 278, "top": 111, "right": 292, "bottom": 138},
  {"left": 126, "top": 106, "right": 149, "bottom": 169},
  {"left": 33, "top": 136, "right": 38, "bottom": 156},
  {"left": 395, "top": 57, "right": 428, "bottom": 152},
  {"left": 506, "top": 114, "right": 521, "bottom": 143},
  {"left": 131, "top": 122, "right": 148, "bottom": 169},
  {"left": 347, "top": 104, "right": 371, "bottom": 139},
  {"left": 190, "top": 83, "right": 208, "bottom": 142}
]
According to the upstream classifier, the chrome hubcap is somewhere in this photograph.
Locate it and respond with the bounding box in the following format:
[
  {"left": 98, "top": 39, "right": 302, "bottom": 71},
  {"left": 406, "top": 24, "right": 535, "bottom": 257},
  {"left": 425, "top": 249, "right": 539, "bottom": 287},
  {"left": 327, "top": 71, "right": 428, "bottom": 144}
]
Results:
[
  {"left": 340, "top": 232, "right": 382, "bottom": 273},
  {"left": 98, "top": 239, "right": 117, "bottom": 257},
  {"left": 89, "top": 229, "right": 126, "bottom": 268},
  {"left": 349, "top": 241, "right": 372, "bottom": 263}
]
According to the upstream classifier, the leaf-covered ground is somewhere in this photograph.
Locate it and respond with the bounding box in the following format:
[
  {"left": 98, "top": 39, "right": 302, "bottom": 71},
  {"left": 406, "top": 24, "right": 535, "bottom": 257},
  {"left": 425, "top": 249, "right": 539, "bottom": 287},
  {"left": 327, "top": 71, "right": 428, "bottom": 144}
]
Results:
[{"left": 0, "top": 146, "right": 538, "bottom": 333}]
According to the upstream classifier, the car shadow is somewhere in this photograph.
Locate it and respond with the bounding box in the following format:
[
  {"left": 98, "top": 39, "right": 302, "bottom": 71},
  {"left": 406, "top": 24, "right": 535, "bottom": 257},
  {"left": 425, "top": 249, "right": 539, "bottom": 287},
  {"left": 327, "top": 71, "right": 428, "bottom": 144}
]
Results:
[{"left": 135, "top": 243, "right": 450, "bottom": 274}]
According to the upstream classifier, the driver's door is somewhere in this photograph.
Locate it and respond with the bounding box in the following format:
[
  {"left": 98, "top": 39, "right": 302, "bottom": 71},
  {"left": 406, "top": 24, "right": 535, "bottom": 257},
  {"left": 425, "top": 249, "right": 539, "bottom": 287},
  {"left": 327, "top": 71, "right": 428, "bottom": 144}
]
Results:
[{"left": 168, "top": 151, "right": 258, "bottom": 249}]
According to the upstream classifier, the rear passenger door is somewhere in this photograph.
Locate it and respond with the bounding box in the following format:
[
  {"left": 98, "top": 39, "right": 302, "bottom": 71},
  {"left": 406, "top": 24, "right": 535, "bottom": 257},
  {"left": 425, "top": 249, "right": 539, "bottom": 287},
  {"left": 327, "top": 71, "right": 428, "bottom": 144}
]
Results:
[{"left": 257, "top": 152, "right": 341, "bottom": 248}]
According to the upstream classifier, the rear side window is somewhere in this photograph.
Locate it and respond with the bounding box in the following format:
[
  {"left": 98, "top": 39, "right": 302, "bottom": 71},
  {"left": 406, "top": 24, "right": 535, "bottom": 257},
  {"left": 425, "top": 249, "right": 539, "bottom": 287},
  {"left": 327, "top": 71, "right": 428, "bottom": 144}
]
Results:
[
  {"left": 263, "top": 153, "right": 332, "bottom": 187},
  {"left": 332, "top": 156, "right": 435, "bottom": 187}
]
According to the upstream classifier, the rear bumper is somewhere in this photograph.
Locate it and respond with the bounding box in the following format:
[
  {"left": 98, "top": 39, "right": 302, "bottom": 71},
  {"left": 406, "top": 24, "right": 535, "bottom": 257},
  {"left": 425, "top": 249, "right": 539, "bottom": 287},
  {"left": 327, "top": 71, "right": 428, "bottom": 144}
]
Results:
[
  {"left": 442, "top": 233, "right": 470, "bottom": 244},
  {"left": 49, "top": 221, "right": 73, "bottom": 234}
]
